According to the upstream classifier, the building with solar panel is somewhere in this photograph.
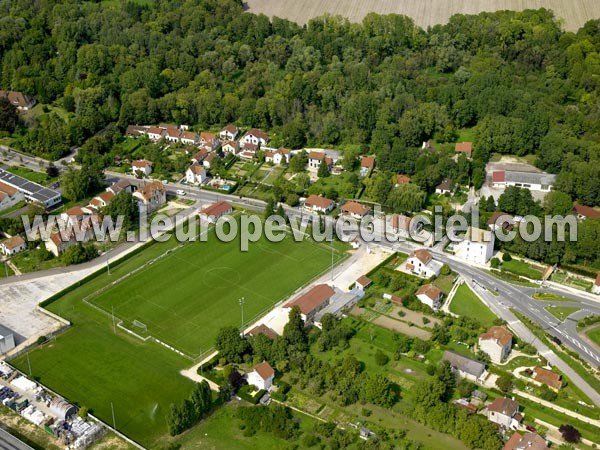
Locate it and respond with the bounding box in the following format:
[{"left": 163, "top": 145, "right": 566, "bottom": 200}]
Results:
[{"left": 0, "top": 168, "right": 62, "bottom": 209}]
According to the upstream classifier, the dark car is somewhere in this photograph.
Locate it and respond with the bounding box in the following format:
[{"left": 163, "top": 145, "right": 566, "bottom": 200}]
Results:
[{"left": 525, "top": 425, "right": 536, "bottom": 432}]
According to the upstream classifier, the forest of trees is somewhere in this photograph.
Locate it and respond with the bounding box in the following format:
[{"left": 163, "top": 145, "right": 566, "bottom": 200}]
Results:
[{"left": 1, "top": 0, "right": 600, "bottom": 205}]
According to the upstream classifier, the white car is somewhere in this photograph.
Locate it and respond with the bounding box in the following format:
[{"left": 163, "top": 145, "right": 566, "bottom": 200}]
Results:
[{"left": 176, "top": 189, "right": 186, "bottom": 196}]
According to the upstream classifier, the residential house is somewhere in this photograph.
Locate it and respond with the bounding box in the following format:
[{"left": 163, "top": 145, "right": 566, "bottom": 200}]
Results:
[
  {"left": 307, "top": 151, "right": 332, "bottom": 172},
  {"left": 532, "top": 367, "right": 562, "bottom": 391},
  {"left": 478, "top": 326, "right": 512, "bottom": 363},
  {"left": 272, "top": 148, "right": 290, "bottom": 165},
  {"left": 491, "top": 170, "right": 555, "bottom": 192},
  {"left": 435, "top": 178, "right": 453, "bottom": 195},
  {"left": 415, "top": 284, "right": 443, "bottom": 310},
  {"left": 455, "top": 142, "right": 473, "bottom": 158},
  {"left": 88, "top": 191, "right": 114, "bottom": 210},
  {"left": 303, "top": 195, "right": 335, "bottom": 213},
  {"left": 406, "top": 249, "right": 442, "bottom": 278},
  {"left": 485, "top": 397, "right": 522, "bottom": 429},
  {"left": 573, "top": 203, "right": 600, "bottom": 221},
  {"left": 238, "top": 150, "right": 256, "bottom": 161},
  {"left": 191, "top": 149, "right": 209, "bottom": 164},
  {"left": 395, "top": 174, "right": 411, "bottom": 187},
  {"left": 1, "top": 235, "right": 26, "bottom": 256},
  {"left": 0, "top": 90, "right": 35, "bottom": 110},
  {"left": 199, "top": 132, "right": 220, "bottom": 151},
  {"left": 340, "top": 201, "right": 370, "bottom": 219},
  {"left": 186, "top": 163, "right": 207, "bottom": 184},
  {"left": 200, "top": 201, "right": 232, "bottom": 223},
  {"left": 247, "top": 324, "right": 278, "bottom": 340},
  {"left": 0, "top": 181, "right": 24, "bottom": 211},
  {"left": 221, "top": 140, "right": 240, "bottom": 155},
  {"left": 594, "top": 274, "right": 600, "bottom": 295},
  {"left": 220, "top": 125, "right": 239, "bottom": 141},
  {"left": 133, "top": 181, "right": 166, "bottom": 213},
  {"left": 355, "top": 276, "right": 372, "bottom": 291},
  {"left": 60, "top": 206, "right": 90, "bottom": 227},
  {"left": 242, "top": 128, "right": 269, "bottom": 147},
  {"left": 456, "top": 226, "right": 495, "bottom": 265},
  {"left": 146, "top": 126, "right": 164, "bottom": 141},
  {"left": 45, "top": 230, "right": 76, "bottom": 256},
  {"left": 284, "top": 284, "right": 336, "bottom": 323},
  {"left": 132, "top": 159, "right": 153, "bottom": 177},
  {"left": 360, "top": 156, "right": 375, "bottom": 176},
  {"left": 442, "top": 350, "right": 487, "bottom": 382},
  {"left": 247, "top": 361, "right": 275, "bottom": 391},
  {"left": 180, "top": 131, "right": 198, "bottom": 146},
  {"left": 164, "top": 127, "right": 181, "bottom": 143},
  {"left": 487, "top": 211, "right": 514, "bottom": 232},
  {"left": 503, "top": 432, "right": 549, "bottom": 450},
  {"left": 106, "top": 179, "right": 135, "bottom": 196},
  {"left": 391, "top": 214, "right": 419, "bottom": 235}
]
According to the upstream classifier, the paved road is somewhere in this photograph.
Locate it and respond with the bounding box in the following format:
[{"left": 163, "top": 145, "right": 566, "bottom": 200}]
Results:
[{"left": 0, "top": 427, "right": 35, "bottom": 450}]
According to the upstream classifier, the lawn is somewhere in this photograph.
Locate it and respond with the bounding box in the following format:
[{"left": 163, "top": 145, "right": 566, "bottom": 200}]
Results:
[
  {"left": 587, "top": 327, "right": 600, "bottom": 347},
  {"left": 545, "top": 305, "right": 580, "bottom": 322},
  {"left": 532, "top": 293, "right": 571, "bottom": 302},
  {"left": 501, "top": 259, "right": 543, "bottom": 280},
  {"left": 88, "top": 218, "right": 346, "bottom": 356},
  {"left": 449, "top": 283, "right": 497, "bottom": 327},
  {"left": 6, "top": 165, "right": 56, "bottom": 185}
]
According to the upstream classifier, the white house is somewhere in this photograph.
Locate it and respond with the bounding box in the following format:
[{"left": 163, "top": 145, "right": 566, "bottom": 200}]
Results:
[
  {"left": 360, "top": 156, "right": 374, "bottom": 176},
  {"left": 220, "top": 125, "right": 238, "bottom": 141},
  {"left": 406, "top": 249, "right": 442, "bottom": 278},
  {"left": 455, "top": 226, "right": 495, "bottom": 265},
  {"left": 202, "top": 152, "right": 219, "bottom": 169},
  {"left": 415, "top": 284, "right": 443, "bottom": 311},
  {"left": 241, "top": 128, "right": 269, "bottom": 147},
  {"left": 132, "top": 159, "right": 153, "bottom": 177},
  {"left": 266, "top": 148, "right": 290, "bottom": 165},
  {"left": 435, "top": 178, "right": 453, "bottom": 195},
  {"left": 307, "top": 151, "right": 332, "bottom": 172},
  {"left": 492, "top": 170, "right": 555, "bottom": 192},
  {"left": 199, "top": 132, "right": 220, "bottom": 151},
  {"left": 304, "top": 195, "right": 335, "bottom": 213},
  {"left": 478, "top": 326, "right": 512, "bottom": 364},
  {"left": 180, "top": 131, "right": 198, "bottom": 146},
  {"left": 164, "top": 127, "right": 181, "bottom": 143},
  {"left": 88, "top": 191, "right": 114, "bottom": 210},
  {"left": 0, "top": 90, "right": 35, "bottom": 110},
  {"left": 61, "top": 206, "right": 92, "bottom": 227},
  {"left": 340, "top": 201, "right": 370, "bottom": 219},
  {"left": 199, "top": 201, "right": 232, "bottom": 223},
  {"left": 0, "top": 181, "right": 24, "bottom": 212},
  {"left": 594, "top": 274, "right": 600, "bottom": 295},
  {"left": 133, "top": 181, "right": 166, "bottom": 213},
  {"left": 486, "top": 397, "right": 522, "bottom": 430},
  {"left": 221, "top": 140, "right": 239, "bottom": 155},
  {"left": 107, "top": 179, "right": 135, "bottom": 196},
  {"left": 186, "top": 163, "right": 207, "bottom": 184},
  {"left": 442, "top": 350, "right": 487, "bottom": 383},
  {"left": 247, "top": 361, "right": 275, "bottom": 391},
  {"left": 146, "top": 126, "right": 164, "bottom": 141},
  {"left": 503, "top": 432, "right": 549, "bottom": 450},
  {"left": 1, "top": 235, "right": 26, "bottom": 256},
  {"left": 355, "top": 276, "right": 372, "bottom": 291}
]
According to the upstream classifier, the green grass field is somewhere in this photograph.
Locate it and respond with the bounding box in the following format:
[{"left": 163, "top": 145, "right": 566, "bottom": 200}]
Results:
[
  {"left": 10, "top": 221, "right": 347, "bottom": 447},
  {"left": 500, "top": 259, "right": 543, "bottom": 280},
  {"left": 6, "top": 165, "right": 56, "bottom": 185},
  {"left": 88, "top": 227, "right": 344, "bottom": 356},
  {"left": 545, "top": 305, "right": 580, "bottom": 322},
  {"left": 449, "top": 283, "right": 497, "bottom": 327},
  {"left": 587, "top": 327, "right": 600, "bottom": 347}
]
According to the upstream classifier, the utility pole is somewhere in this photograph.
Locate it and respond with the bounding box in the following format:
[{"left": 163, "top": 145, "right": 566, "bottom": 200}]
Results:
[
  {"left": 239, "top": 297, "right": 245, "bottom": 337},
  {"left": 4, "top": 260, "right": 8, "bottom": 278},
  {"left": 26, "top": 352, "right": 32, "bottom": 376},
  {"left": 330, "top": 238, "right": 334, "bottom": 281},
  {"left": 105, "top": 243, "right": 110, "bottom": 276},
  {"left": 110, "top": 402, "right": 116, "bottom": 430}
]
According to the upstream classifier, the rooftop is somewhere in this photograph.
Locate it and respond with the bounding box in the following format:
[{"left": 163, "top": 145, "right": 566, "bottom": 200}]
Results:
[
  {"left": 410, "top": 249, "right": 432, "bottom": 265},
  {"left": 341, "top": 201, "right": 370, "bottom": 216},
  {"left": 533, "top": 367, "right": 562, "bottom": 390},
  {"left": 487, "top": 397, "right": 519, "bottom": 416},
  {"left": 479, "top": 326, "right": 512, "bottom": 347},
  {"left": 2, "top": 234, "right": 25, "bottom": 250},
  {"left": 0, "top": 168, "right": 61, "bottom": 205},
  {"left": 201, "top": 201, "right": 232, "bottom": 218},
  {"left": 442, "top": 350, "right": 486, "bottom": 378},
  {"left": 285, "top": 284, "right": 335, "bottom": 315},
  {"left": 304, "top": 194, "right": 334, "bottom": 209},
  {"left": 252, "top": 361, "right": 274, "bottom": 381},
  {"left": 416, "top": 283, "right": 442, "bottom": 301}
]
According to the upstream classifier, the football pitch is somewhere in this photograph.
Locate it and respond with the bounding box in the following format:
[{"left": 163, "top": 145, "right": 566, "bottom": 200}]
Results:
[{"left": 87, "top": 225, "right": 345, "bottom": 356}]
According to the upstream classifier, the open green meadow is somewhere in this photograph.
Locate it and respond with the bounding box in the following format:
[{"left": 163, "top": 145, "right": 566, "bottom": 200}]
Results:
[
  {"left": 449, "top": 283, "right": 497, "bottom": 327},
  {"left": 11, "top": 221, "right": 347, "bottom": 447},
  {"left": 89, "top": 226, "right": 345, "bottom": 356}
]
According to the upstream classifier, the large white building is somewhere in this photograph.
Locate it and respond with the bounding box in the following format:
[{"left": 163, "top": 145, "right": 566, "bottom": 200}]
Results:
[
  {"left": 455, "top": 226, "right": 495, "bottom": 265},
  {"left": 405, "top": 249, "right": 442, "bottom": 278},
  {"left": 492, "top": 170, "right": 556, "bottom": 192},
  {"left": 0, "top": 169, "right": 61, "bottom": 209},
  {"left": 247, "top": 361, "right": 275, "bottom": 391}
]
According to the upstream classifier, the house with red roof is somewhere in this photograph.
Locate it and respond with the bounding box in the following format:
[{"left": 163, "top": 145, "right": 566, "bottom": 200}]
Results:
[
  {"left": 594, "top": 274, "right": 600, "bottom": 295},
  {"left": 360, "top": 156, "right": 375, "bottom": 176},
  {"left": 1, "top": 235, "right": 26, "bottom": 256},
  {"left": 503, "top": 432, "right": 548, "bottom": 450},
  {"left": 415, "top": 284, "right": 443, "bottom": 311},
  {"left": 241, "top": 128, "right": 269, "bottom": 147},
  {"left": 340, "top": 201, "right": 370, "bottom": 219},
  {"left": 455, "top": 142, "right": 473, "bottom": 158},
  {"left": 186, "top": 163, "right": 207, "bottom": 184},
  {"left": 220, "top": 125, "right": 238, "bottom": 141},
  {"left": 485, "top": 397, "right": 522, "bottom": 429},
  {"left": 304, "top": 195, "right": 335, "bottom": 213},
  {"left": 285, "top": 284, "right": 335, "bottom": 323},
  {"left": 395, "top": 174, "right": 411, "bottom": 187},
  {"left": 479, "top": 326, "right": 513, "bottom": 363},
  {"left": 132, "top": 159, "right": 153, "bottom": 177},
  {"left": 247, "top": 361, "right": 275, "bottom": 391},
  {"left": 573, "top": 203, "right": 600, "bottom": 221},
  {"left": 200, "top": 201, "right": 232, "bottom": 223}
]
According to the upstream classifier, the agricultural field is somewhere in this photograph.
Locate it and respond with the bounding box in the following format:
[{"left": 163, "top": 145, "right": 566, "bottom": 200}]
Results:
[
  {"left": 88, "top": 220, "right": 346, "bottom": 356},
  {"left": 245, "top": 0, "right": 600, "bottom": 32},
  {"left": 449, "top": 283, "right": 497, "bottom": 327}
]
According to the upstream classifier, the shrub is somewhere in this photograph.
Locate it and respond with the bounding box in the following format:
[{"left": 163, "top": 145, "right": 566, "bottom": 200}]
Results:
[
  {"left": 502, "top": 253, "right": 512, "bottom": 262},
  {"left": 374, "top": 349, "right": 389, "bottom": 366},
  {"left": 361, "top": 408, "right": 372, "bottom": 417},
  {"left": 559, "top": 424, "right": 581, "bottom": 443},
  {"left": 496, "top": 375, "right": 513, "bottom": 393},
  {"left": 36, "top": 335, "right": 47, "bottom": 345},
  {"left": 490, "top": 258, "right": 501, "bottom": 269},
  {"left": 237, "top": 385, "right": 265, "bottom": 404}
]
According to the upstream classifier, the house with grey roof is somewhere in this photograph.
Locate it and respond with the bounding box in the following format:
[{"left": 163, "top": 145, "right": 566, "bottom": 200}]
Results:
[
  {"left": 492, "top": 170, "right": 556, "bottom": 192},
  {"left": 442, "top": 350, "right": 487, "bottom": 382}
]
